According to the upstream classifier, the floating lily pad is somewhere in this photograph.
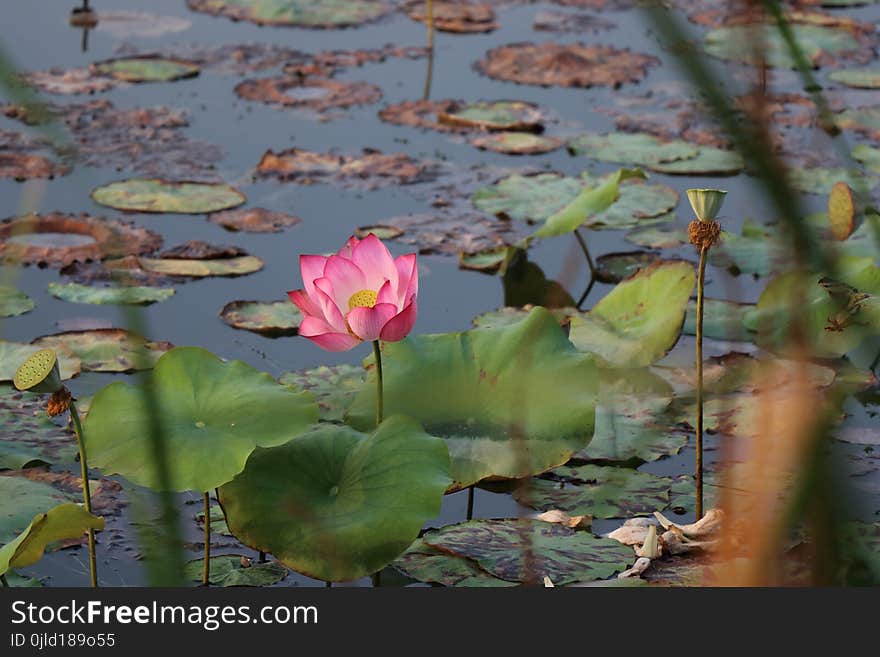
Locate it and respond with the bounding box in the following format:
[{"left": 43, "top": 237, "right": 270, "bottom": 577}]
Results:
[
  {"left": 787, "top": 167, "right": 878, "bottom": 194},
  {"left": 186, "top": 0, "right": 392, "bottom": 28},
  {"left": 471, "top": 131, "right": 562, "bottom": 155},
  {"left": 587, "top": 179, "right": 678, "bottom": 230},
  {"left": 91, "top": 179, "right": 245, "bottom": 214},
  {"left": 48, "top": 282, "right": 175, "bottom": 306},
  {"left": 24, "top": 67, "right": 122, "bottom": 95},
  {"left": 472, "top": 173, "right": 581, "bottom": 223},
  {"left": 533, "top": 10, "right": 615, "bottom": 33},
  {"left": 219, "top": 416, "right": 450, "bottom": 582},
  {"left": 378, "top": 99, "right": 468, "bottom": 133},
  {"left": 0, "top": 287, "right": 34, "bottom": 318},
  {"left": 277, "top": 365, "right": 364, "bottom": 423},
  {"left": 625, "top": 225, "right": 689, "bottom": 249},
  {"left": 0, "top": 386, "right": 77, "bottom": 470},
  {"left": 471, "top": 305, "right": 577, "bottom": 330},
  {"left": 354, "top": 225, "right": 404, "bottom": 240},
  {"left": 830, "top": 67, "right": 880, "bottom": 89},
  {"left": 407, "top": 2, "right": 497, "bottom": 33},
  {"left": 853, "top": 143, "right": 880, "bottom": 172},
  {"left": 515, "top": 464, "right": 673, "bottom": 519},
  {"left": 208, "top": 208, "right": 301, "bottom": 233},
  {"left": 649, "top": 145, "right": 744, "bottom": 175},
  {"left": 92, "top": 56, "right": 200, "bottom": 83},
  {"left": 595, "top": 251, "right": 662, "bottom": 284},
  {"left": 393, "top": 538, "right": 516, "bottom": 587},
  {"left": 475, "top": 42, "right": 658, "bottom": 88},
  {"left": 0, "top": 152, "right": 69, "bottom": 181},
  {"left": 84, "top": 347, "right": 319, "bottom": 492},
  {"left": 0, "top": 502, "right": 104, "bottom": 576},
  {"left": 577, "top": 407, "right": 688, "bottom": 464},
  {"left": 835, "top": 106, "right": 880, "bottom": 140},
  {"left": 220, "top": 300, "right": 302, "bottom": 337},
  {"left": 458, "top": 247, "right": 511, "bottom": 273},
  {"left": 387, "top": 212, "right": 515, "bottom": 256},
  {"left": 0, "top": 213, "right": 162, "bottom": 268},
  {"left": 709, "top": 219, "right": 786, "bottom": 277},
  {"left": 421, "top": 519, "right": 634, "bottom": 585},
  {"left": 0, "top": 476, "right": 75, "bottom": 544},
  {"left": 347, "top": 308, "right": 599, "bottom": 491},
  {"left": 183, "top": 555, "right": 287, "bottom": 587},
  {"left": 235, "top": 77, "right": 382, "bottom": 113},
  {"left": 829, "top": 182, "right": 856, "bottom": 240},
  {"left": 134, "top": 255, "right": 264, "bottom": 278},
  {"left": 94, "top": 11, "right": 193, "bottom": 38},
  {"left": 438, "top": 101, "right": 542, "bottom": 132},
  {"left": 0, "top": 342, "right": 80, "bottom": 383},
  {"left": 568, "top": 132, "right": 698, "bottom": 167},
  {"left": 196, "top": 502, "right": 232, "bottom": 537},
  {"left": 31, "top": 329, "right": 172, "bottom": 373},
  {"left": 683, "top": 298, "right": 755, "bottom": 342},
  {"left": 569, "top": 261, "right": 695, "bottom": 367}
]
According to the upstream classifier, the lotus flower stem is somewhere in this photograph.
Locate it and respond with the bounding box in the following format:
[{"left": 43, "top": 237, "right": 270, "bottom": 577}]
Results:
[
  {"left": 575, "top": 276, "right": 596, "bottom": 310},
  {"left": 695, "top": 246, "right": 708, "bottom": 520},
  {"left": 258, "top": 551, "right": 266, "bottom": 563},
  {"left": 0, "top": 574, "right": 8, "bottom": 588},
  {"left": 69, "top": 400, "right": 98, "bottom": 588},
  {"left": 202, "top": 492, "right": 211, "bottom": 586},
  {"left": 373, "top": 340, "right": 384, "bottom": 428},
  {"left": 423, "top": 0, "right": 435, "bottom": 100},
  {"left": 573, "top": 229, "right": 596, "bottom": 275},
  {"left": 466, "top": 486, "right": 475, "bottom": 520}
]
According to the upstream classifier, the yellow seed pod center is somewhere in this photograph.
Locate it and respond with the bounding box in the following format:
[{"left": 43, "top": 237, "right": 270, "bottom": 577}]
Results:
[
  {"left": 348, "top": 289, "right": 378, "bottom": 310},
  {"left": 13, "top": 349, "right": 58, "bottom": 392}
]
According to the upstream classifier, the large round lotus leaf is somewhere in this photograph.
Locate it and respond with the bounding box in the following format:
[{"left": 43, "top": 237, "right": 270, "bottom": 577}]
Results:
[
  {"left": 586, "top": 180, "right": 678, "bottom": 230},
  {"left": 625, "top": 225, "right": 689, "bottom": 249},
  {"left": 594, "top": 251, "right": 661, "bottom": 284},
  {"left": 472, "top": 173, "right": 581, "bottom": 223},
  {"left": 515, "top": 464, "right": 673, "bottom": 519},
  {"left": 186, "top": 0, "right": 392, "bottom": 28},
  {"left": 347, "top": 308, "right": 600, "bottom": 492},
  {"left": 439, "top": 101, "right": 542, "bottom": 131},
  {"left": 277, "top": 365, "right": 364, "bottom": 423},
  {"left": 93, "top": 57, "right": 200, "bottom": 83},
  {"left": 577, "top": 408, "right": 688, "bottom": 463},
  {"left": 32, "top": 329, "right": 171, "bottom": 373},
  {"left": 0, "top": 476, "right": 75, "bottom": 544},
  {"left": 48, "top": 282, "right": 175, "bottom": 306},
  {"left": 219, "top": 416, "right": 451, "bottom": 582},
  {"left": 569, "top": 261, "right": 695, "bottom": 367},
  {"left": 648, "top": 146, "right": 744, "bottom": 175},
  {"left": 91, "top": 179, "right": 246, "bottom": 214},
  {"left": 567, "top": 132, "right": 698, "bottom": 166},
  {"left": 830, "top": 67, "right": 880, "bottom": 89},
  {"left": 220, "top": 300, "right": 302, "bottom": 336},
  {"left": 683, "top": 298, "right": 755, "bottom": 342},
  {"left": 743, "top": 270, "right": 880, "bottom": 357},
  {"left": 471, "top": 132, "right": 562, "bottom": 155},
  {"left": 471, "top": 306, "right": 577, "bottom": 330},
  {"left": 0, "top": 502, "right": 104, "bottom": 576},
  {"left": 0, "top": 342, "right": 80, "bottom": 382},
  {"left": 0, "top": 386, "right": 77, "bottom": 470},
  {"left": 704, "top": 24, "right": 861, "bottom": 69},
  {"left": 183, "top": 555, "right": 288, "bottom": 587},
  {"left": 393, "top": 538, "right": 517, "bottom": 587},
  {"left": 787, "top": 167, "right": 878, "bottom": 195},
  {"left": 0, "top": 286, "right": 34, "bottom": 318},
  {"left": 134, "top": 255, "right": 263, "bottom": 278},
  {"left": 83, "top": 347, "right": 319, "bottom": 492},
  {"left": 421, "top": 519, "right": 634, "bottom": 585}
]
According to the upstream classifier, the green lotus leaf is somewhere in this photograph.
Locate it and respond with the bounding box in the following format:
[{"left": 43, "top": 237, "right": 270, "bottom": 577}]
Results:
[
  {"left": 458, "top": 247, "right": 510, "bottom": 273},
  {"left": 220, "top": 300, "right": 302, "bottom": 336},
  {"left": 568, "top": 132, "right": 698, "bottom": 166},
  {"left": 514, "top": 464, "right": 673, "bottom": 518},
  {"left": 0, "top": 342, "right": 80, "bottom": 382},
  {"left": 471, "top": 306, "right": 578, "bottom": 330},
  {"left": 0, "top": 502, "right": 104, "bottom": 576},
  {"left": 393, "top": 538, "right": 517, "bottom": 587},
  {"left": 625, "top": 225, "right": 689, "bottom": 249},
  {"left": 585, "top": 181, "right": 678, "bottom": 230},
  {"left": 705, "top": 23, "right": 861, "bottom": 69},
  {"left": 787, "top": 166, "right": 879, "bottom": 195},
  {"left": 0, "top": 286, "right": 34, "bottom": 318},
  {"left": 421, "top": 519, "right": 634, "bottom": 585},
  {"left": 830, "top": 67, "right": 880, "bottom": 89},
  {"left": 93, "top": 57, "right": 200, "bottom": 83},
  {"left": 347, "top": 308, "right": 600, "bottom": 491},
  {"left": 853, "top": 144, "right": 880, "bottom": 173},
  {"left": 196, "top": 502, "right": 232, "bottom": 536},
  {"left": 648, "top": 145, "right": 744, "bottom": 175},
  {"left": 186, "top": 0, "right": 392, "bottom": 28},
  {"left": 0, "top": 476, "right": 76, "bottom": 544},
  {"left": 48, "top": 282, "right": 175, "bottom": 306},
  {"left": 91, "top": 179, "right": 246, "bottom": 214},
  {"left": 2, "top": 570, "right": 42, "bottom": 587},
  {"left": 219, "top": 416, "right": 451, "bottom": 582},
  {"left": 683, "top": 298, "right": 756, "bottom": 342},
  {"left": 134, "top": 255, "right": 264, "bottom": 278},
  {"left": 836, "top": 106, "right": 880, "bottom": 139},
  {"left": 569, "top": 261, "right": 695, "bottom": 367},
  {"left": 0, "top": 386, "right": 77, "bottom": 470},
  {"left": 440, "top": 101, "right": 542, "bottom": 131},
  {"left": 84, "top": 346, "right": 319, "bottom": 492},
  {"left": 183, "top": 555, "right": 288, "bottom": 587},
  {"left": 710, "top": 219, "right": 786, "bottom": 277},
  {"left": 594, "top": 251, "right": 661, "bottom": 284},
  {"left": 277, "top": 364, "right": 364, "bottom": 423},
  {"left": 472, "top": 173, "right": 581, "bottom": 224},
  {"left": 32, "top": 329, "right": 171, "bottom": 373}
]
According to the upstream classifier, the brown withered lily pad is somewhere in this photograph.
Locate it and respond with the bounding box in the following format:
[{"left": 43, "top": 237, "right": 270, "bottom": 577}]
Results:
[
  {"left": 354, "top": 225, "right": 404, "bottom": 239},
  {"left": 407, "top": 1, "right": 498, "bottom": 34},
  {"left": 208, "top": 208, "right": 302, "bottom": 233},
  {"left": 160, "top": 241, "right": 247, "bottom": 260},
  {"left": 437, "top": 100, "right": 544, "bottom": 132},
  {"left": 256, "top": 148, "right": 438, "bottom": 188},
  {"left": 32, "top": 328, "right": 172, "bottom": 373},
  {"left": 6, "top": 468, "right": 126, "bottom": 517},
  {"left": 282, "top": 45, "right": 428, "bottom": 77},
  {"left": 25, "top": 67, "right": 123, "bottom": 95},
  {"left": 385, "top": 212, "right": 517, "bottom": 255},
  {"left": 474, "top": 42, "right": 659, "bottom": 88},
  {"left": 234, "top": 76, "right": 382, "bottom": 113},
  {"left": 220, "top": 300, "right": 302, "bottom": 337},
  {"left": 0, "top": 152, "right": 69, "bottom": 181},
  {"left": 185, "top": 0, "right": 393, "bottom": 29},
  {"left": 470, "top": 132, "right": 563, "bottom": 155},
  {"left": 0, "top": 213, "right": 162, "bottom": 268},
  {"left": 379, "top": 99, "right": 463, "bottom": 132},
  {"left": 533, "top": 10, "right": 615, "bottom": 33}
]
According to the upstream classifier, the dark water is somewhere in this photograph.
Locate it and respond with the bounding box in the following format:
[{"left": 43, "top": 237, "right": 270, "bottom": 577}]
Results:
[{"left": 1, "top": 1, "right": 878, "bottom": 586}]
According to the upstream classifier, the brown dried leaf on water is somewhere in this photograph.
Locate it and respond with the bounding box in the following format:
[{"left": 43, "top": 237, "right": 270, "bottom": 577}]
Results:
[
  {"left": 618, "top": 556, "right": 651, "bottom": 579},
  {"left": 0, "top": 152, "right": 69, "bottom": 182},
  {"left": 386, "top": 212, "right": 517, "bottom": 255},
  {"left": 606, "top": 517, "right": 656, "bottom": 546},
  {"left": 160, "top": 241, "right": 247, "bottom": 260},
  {"left": 208, "top": 208, "right": 301, "bottom": 233},
  {"left": 25, "top": 67, "right": 123, "bottom": 95},
  {"left": 0, "top": 213, "right": 162, "bottom": 268},
  {"left": 256, "top": 148, "right": 439, "bottom": 189},
  {"left": 94, "top": 11, "right": 193, "bottom": 38},
  {"left": 474, "top": 42, "right": 659, "bottom": 88},
  {"left": 534, "top": 509, "right": 592, "bottom": 529},
  {"left": 552, "top": 0, "right": 636, "bottom": 8},
  {"left": 654, "top": 509, "right": 723, "bottom": 539},
  {"left": 7, "top": 468, "right": 126, "bottom": 517},
  {"left": 61, "top": 256, "right": 182, "bottom": 287},
  {"left": 234, "top": 76, "right": 382, "bottom": 114},
  {"left": 407, "top": 1, "right": 498, "bottom": 34},
  {"left": 533, "top": 10, "right": 615, "bottom": 34},
  {"left": 379, "top": 99, "right": 465, "bottom": 132}
]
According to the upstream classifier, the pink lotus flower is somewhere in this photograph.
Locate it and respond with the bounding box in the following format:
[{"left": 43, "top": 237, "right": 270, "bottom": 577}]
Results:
[{"left": 288, "top": 234, "right": 418, "bottom": 352}]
